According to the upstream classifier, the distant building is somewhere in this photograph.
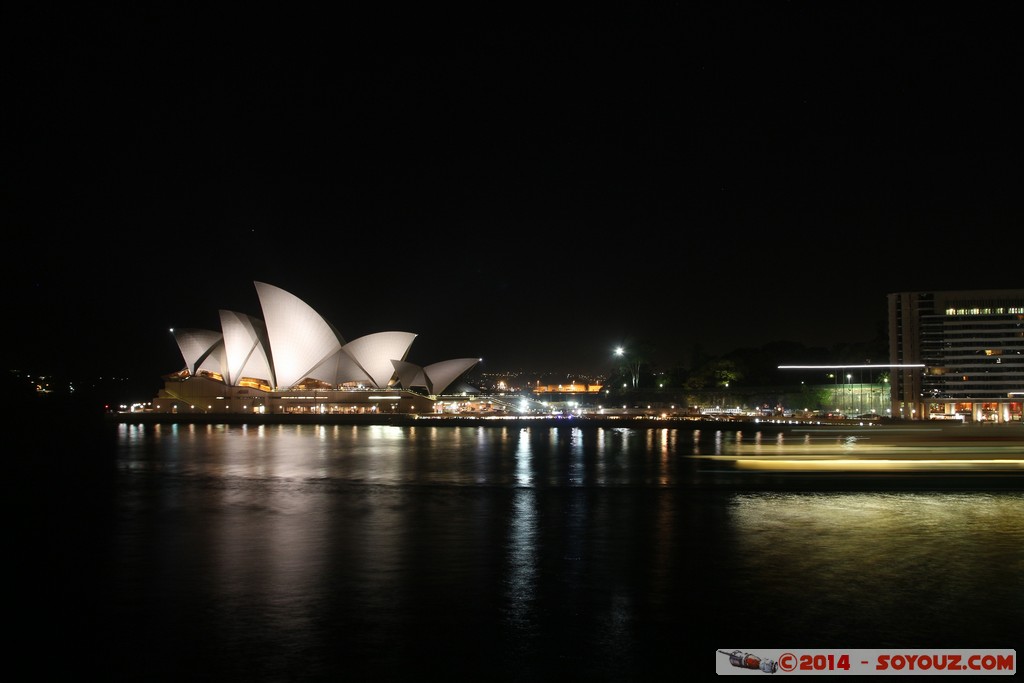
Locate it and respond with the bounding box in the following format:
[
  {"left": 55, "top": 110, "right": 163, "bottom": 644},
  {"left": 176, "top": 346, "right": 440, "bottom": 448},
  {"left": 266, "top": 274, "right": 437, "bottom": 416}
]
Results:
[
  {"left": 151, "top": 282, "right": 480, "bottom": 415},
  {"left": 532, "top": 381, "right": 604, "bottom": 394},
  {"left": 888, "top": 289, "right": 1024, "bottom": 422}
]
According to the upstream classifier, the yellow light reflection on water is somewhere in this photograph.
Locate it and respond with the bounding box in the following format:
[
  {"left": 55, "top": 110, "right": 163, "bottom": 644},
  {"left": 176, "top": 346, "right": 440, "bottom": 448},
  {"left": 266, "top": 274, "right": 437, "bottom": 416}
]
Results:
[
  {"left": 730, "top": 457, "right": 1024, "bottom": 472},
  {"left": 697, "top": 432, "right": 1024, "bottom": 473}
]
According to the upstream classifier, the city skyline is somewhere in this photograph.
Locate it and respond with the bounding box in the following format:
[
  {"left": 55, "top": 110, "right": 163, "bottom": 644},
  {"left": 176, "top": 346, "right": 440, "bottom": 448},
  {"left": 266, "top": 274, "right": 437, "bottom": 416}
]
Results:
[{"left": 8, "top": 9, "right": 1022, "bottom": 387}]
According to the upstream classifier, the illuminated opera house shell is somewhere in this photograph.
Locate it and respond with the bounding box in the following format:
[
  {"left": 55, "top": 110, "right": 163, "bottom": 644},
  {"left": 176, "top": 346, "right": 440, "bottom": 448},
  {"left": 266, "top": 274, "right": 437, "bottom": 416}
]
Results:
[{"left": 170, "top": 281, "right": 479, "bottom": 396}]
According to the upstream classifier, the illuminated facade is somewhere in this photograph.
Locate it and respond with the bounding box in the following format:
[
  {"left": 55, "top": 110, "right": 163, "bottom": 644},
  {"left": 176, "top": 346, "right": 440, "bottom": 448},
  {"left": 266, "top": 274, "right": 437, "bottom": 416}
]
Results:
[
  {"left": 888, "top": 289, "right": 1024, "bottom": 422},
  {"left": 531, "top": 381, "right": 604, "bottom": 394},
  {"left": 153, "top": 281, "right": 480, "bottom": 415}
]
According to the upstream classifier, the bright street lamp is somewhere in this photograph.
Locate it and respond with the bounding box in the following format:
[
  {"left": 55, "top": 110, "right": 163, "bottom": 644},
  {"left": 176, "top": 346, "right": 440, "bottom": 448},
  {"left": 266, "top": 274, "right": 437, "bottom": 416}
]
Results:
[{"left": 614, "top": 346, "right": 640, "bottom": 388}]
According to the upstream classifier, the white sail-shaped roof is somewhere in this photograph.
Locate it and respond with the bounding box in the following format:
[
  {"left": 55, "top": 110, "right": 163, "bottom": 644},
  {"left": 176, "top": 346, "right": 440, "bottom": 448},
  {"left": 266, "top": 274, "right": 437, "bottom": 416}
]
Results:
[
  {"left": 169, "top": 282, "right": 480, "bottom": 401},
  {"left": 219, "top": 310, "right": 274, "bottom": 387},
  {"left": 341, "top": 331, "right": 417, "bottom": 389},
  {"left": 392, "top": 359, "right": 429, "bottom": 391},
  {"left": 255, "top": 281, "right": 344, "bottom": 390},
  {"left": 173, "top": 328, "right": 224, "bottom": 377},
  {"left": 306, "top": 348, "right": 373, "bottom": 387},
  {"left": 199, "top": 344, "right": 228, "bottom": 377},
  {"left": 424, "top": 358, "right": 480, "bottom": 395}
]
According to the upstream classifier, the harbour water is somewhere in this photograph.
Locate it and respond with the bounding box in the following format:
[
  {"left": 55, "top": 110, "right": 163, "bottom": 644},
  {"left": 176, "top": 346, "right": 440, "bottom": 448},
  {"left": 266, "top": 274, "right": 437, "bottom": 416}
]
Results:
[{"left": 20, "top": 419, "right": 1024, "bottom": 680}]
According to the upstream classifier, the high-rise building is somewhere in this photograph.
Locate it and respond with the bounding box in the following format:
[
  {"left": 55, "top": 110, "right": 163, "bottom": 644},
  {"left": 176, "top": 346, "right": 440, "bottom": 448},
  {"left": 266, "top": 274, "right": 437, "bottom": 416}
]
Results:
[{"left": 888, "top": 289, "right": 1024, "bottom": 422}]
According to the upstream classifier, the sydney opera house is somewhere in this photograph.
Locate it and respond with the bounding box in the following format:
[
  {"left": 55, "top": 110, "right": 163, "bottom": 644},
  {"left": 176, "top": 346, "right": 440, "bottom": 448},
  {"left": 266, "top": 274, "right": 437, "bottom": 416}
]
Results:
[{"left": 151, "top": 281, "right": 481, "bottom": 416}]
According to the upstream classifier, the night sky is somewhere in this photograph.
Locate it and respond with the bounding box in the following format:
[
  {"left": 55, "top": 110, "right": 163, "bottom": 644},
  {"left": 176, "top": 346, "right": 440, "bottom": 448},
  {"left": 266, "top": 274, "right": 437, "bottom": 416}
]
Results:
[{"left": 7, "top": 7, "right": 1022, "bottom": 393}]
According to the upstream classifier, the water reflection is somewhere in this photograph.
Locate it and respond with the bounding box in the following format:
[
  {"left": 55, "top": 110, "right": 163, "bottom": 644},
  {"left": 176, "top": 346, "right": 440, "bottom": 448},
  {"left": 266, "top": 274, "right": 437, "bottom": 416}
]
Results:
[
  {"left": 119, "top": 422, "right": 1024, "bottom": 486},
  {"left": 723, "top": 491, "right": 1024, "bottom": 646},
  {"left": 703, "top": 428, "right": 1024, "bottom": 474},
  {"left": 103, "top": 421, "right": 1024, "bottom": 676}
]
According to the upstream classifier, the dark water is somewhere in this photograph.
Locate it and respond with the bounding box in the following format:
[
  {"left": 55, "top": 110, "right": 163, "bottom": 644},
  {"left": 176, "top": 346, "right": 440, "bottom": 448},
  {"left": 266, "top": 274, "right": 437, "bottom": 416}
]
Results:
[{"left": 19, "top": 421, "right": 1024, "bottom": 680}]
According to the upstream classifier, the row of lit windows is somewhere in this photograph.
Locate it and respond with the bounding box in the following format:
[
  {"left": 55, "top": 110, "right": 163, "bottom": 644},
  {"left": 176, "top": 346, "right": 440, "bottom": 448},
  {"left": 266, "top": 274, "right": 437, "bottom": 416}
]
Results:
[{"left": 944, "top": 306, "right": 1024, "bottom": 315}]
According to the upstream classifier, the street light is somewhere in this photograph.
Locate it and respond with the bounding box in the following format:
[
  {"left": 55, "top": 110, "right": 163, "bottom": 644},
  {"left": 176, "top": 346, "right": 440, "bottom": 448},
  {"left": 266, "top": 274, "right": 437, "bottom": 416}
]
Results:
[{"left": 614, "top": 346, "right": 640, "bottom": 389}]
